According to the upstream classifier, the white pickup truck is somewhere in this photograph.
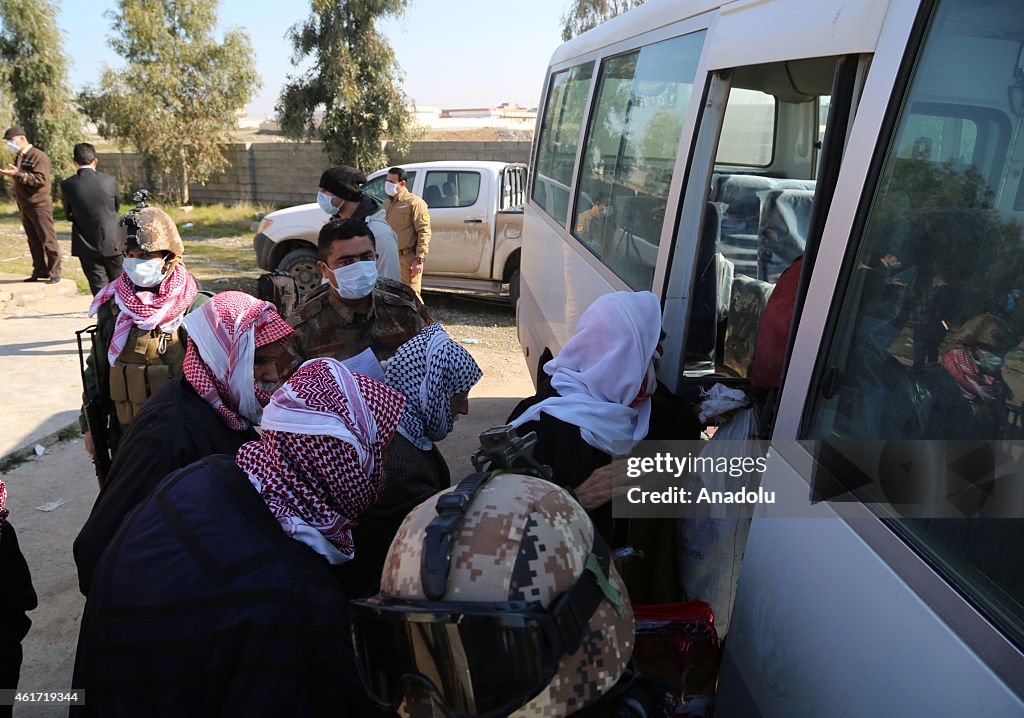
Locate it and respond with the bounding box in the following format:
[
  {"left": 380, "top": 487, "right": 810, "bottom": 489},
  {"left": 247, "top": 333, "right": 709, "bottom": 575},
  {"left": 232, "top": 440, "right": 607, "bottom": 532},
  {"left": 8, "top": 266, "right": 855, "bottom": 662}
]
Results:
[{"left": 253, "top": 160, "right": 527, "bottom": 301}]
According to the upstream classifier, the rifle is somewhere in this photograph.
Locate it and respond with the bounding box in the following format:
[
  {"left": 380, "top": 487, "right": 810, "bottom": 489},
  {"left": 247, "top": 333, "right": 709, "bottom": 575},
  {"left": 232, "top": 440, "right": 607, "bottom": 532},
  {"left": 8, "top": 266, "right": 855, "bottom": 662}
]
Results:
[
  {"left": 471, "top": 425, "right": 552, "bottom": 480},
  {"left": 76, "top": 325, "right": 114, "bottom": 483}
]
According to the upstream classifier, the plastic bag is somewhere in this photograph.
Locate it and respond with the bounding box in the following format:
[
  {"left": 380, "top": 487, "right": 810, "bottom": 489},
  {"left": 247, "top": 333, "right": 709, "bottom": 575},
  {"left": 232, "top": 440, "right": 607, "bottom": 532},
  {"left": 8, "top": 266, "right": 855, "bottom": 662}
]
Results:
[{"left": 680, "top": 396, "right": 762, "bottom": 635}]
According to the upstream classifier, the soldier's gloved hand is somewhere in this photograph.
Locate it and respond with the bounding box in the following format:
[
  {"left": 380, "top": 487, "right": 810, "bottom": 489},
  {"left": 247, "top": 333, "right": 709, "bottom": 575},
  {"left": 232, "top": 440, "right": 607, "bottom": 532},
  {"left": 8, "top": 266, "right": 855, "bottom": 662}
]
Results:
[{"left": 83, "top": 430, "right": 95, "bottom": 460}]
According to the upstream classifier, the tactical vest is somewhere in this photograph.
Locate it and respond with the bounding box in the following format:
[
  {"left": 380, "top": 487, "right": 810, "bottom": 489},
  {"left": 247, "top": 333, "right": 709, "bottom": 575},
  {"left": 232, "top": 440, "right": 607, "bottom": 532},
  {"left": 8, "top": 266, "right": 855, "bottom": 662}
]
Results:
[{"left": 107, "top": 304, "right": 185, "bottom": 427}]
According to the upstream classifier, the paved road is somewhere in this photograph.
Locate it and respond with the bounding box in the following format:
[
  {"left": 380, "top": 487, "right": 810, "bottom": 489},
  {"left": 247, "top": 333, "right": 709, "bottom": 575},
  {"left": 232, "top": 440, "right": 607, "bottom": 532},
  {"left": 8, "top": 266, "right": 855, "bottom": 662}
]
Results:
[
  {"left": 4, "top": 440, "right": 92, "bottom": 718},
  {"left": 0, "top": 289, "right": 91, "bottom": 459}
]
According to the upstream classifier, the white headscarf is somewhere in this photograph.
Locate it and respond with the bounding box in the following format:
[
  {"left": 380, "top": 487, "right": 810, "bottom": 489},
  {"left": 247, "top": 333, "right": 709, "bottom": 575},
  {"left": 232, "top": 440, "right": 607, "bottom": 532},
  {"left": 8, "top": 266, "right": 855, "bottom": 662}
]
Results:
[{"left": 509, "top": 291, "right": 662, "bottom": 456}]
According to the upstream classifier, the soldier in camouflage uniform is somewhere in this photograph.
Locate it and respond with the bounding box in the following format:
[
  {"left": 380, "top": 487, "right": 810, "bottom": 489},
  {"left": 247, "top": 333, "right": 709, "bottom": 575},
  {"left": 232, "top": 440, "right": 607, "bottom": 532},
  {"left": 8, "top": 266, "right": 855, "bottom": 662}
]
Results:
[
  {"left": 351, "top": 473, "right": 675, "bottom": 717},
  {"left": 283, "top": 218, "right": 431, "bottom": 377},
  {"left": 80, "top": 206, "right": 206, "bottom": 474}
]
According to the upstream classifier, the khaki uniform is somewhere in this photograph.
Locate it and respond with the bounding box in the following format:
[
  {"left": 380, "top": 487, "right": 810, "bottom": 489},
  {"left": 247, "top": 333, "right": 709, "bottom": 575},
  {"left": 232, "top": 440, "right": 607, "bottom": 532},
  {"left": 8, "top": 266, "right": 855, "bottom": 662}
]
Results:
[
  {"left": 576, "top": 204, "right": 604, "bottom": 234},
  {"left": 11, "top": 145, "right": 60, "bottom": 280},
  {"left": 575, "top": 204, "right": 609, "bottom": 248},
  {"left": 107, "top": 304, "right": 186, "bottom": 427},
  {"left": 384, "top": 186, "right": 431, "bottom": 295},
  {"left": 80, "top": 287, "right": 208, "bottom": 455},
  {"left": 283, "top": 278, "right": 432, "bottom": 377}
]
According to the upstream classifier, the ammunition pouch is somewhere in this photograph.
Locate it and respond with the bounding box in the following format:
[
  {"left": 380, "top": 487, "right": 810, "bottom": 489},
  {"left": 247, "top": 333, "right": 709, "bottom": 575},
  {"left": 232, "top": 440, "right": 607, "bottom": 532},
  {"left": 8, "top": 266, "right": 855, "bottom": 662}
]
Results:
[{"left": 107, "top": 323, "right": 184, "bottom": 426}]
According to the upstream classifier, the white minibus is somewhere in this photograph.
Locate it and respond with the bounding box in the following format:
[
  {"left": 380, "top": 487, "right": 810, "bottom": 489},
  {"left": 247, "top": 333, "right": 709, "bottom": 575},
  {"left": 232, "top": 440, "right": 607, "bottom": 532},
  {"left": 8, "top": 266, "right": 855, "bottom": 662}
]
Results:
[{"left": 518, "top": 0, "right": 1024, "bottom": 713}]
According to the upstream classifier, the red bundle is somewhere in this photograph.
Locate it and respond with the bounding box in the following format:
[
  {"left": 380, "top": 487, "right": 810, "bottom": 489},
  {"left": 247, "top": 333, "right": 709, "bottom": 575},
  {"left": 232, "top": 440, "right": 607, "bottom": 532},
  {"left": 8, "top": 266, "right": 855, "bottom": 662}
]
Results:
[{"left": 633, "top": 601, "right": 720, "bottom": 715}]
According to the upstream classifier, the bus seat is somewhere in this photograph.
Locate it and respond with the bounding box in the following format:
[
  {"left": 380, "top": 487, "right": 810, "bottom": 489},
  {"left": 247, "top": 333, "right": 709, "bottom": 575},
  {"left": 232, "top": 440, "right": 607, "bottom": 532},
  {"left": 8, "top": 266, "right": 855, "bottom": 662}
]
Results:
[
  {"left": 757, "top": 189, "right": 815, "bottom": 282},
  {"left": 709, "top": 172, "right": 723, "bottom": 201},
  {"left": 776, "top": 178, "right": 817, "bottom": 192},
  {"left": 715, "top": 174, "right": 775, "bottom": 239},
  {"left": 714, "top": 174, "right": 776, "bottom": 216},
  {"left": 723, "top": 273, "right": 775, "bottom": 377},
  {"left": 714, "top": 174, "right": 777, "bottom": 277}
]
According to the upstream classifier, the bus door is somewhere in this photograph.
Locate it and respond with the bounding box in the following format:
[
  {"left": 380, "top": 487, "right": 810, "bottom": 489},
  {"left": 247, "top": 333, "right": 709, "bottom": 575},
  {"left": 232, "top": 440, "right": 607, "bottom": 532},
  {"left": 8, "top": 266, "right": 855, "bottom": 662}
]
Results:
[
  {"left": 651, "top": 39, "right": 870, "bottom": 635},
  {"left": 659, "top": 50, "right": 867, "bottom": 396},
  {"left": 718, "top": 0, "right": 1024, "bottom": 713}
]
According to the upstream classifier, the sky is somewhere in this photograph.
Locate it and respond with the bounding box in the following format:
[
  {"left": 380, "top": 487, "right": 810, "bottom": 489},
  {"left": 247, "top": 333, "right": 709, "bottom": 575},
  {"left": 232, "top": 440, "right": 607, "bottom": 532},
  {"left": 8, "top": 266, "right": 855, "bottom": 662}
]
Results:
[{"left": 57, "top": 0, "right": 567, "bottom": 118}]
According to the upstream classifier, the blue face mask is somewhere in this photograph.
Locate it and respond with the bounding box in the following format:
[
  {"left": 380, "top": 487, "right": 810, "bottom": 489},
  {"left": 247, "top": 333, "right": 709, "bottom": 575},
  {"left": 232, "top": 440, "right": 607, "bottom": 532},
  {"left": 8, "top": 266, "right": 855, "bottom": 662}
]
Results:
[
  {"left": 331, "top": 260, "right": 378, "bottom": 299},
  {"left": 5, "top": 140, "right": 18, "bottom": 153},
  {"left": 122, "top": 257, "right": 167, "bottom": 288},
  {"left": 317, "top": 191, "right": 340, "bottom": 216},
  {"left": 976, "top": 351, "right": 1004, "bottom": 374}
]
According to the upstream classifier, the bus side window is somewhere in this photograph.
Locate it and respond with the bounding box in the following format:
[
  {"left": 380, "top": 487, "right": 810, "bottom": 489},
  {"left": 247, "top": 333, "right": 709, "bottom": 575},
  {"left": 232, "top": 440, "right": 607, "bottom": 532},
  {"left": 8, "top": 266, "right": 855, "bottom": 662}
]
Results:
[
  {"left": 571, "top": 31, "right": 705, "bottom": 291},
  {"left": 805, "top": 0, "right": 1024, "bottom": 646},
  {"left": 532, "top": 62, "right": 594, "bottom": 227},
  {"left": 807, "top": 131, "right": 1020, "bottom": 436}
]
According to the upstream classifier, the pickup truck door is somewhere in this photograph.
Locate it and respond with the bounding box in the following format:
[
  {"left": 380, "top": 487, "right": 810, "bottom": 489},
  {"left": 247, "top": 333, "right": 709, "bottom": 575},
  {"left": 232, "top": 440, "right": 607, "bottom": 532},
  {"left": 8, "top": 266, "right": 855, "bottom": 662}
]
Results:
[
  {"left": 420, "top": 169, "right": 491, "bottom": 278},
  {"left": 493, "top": 163, "right": 526, "bottom": 278}
]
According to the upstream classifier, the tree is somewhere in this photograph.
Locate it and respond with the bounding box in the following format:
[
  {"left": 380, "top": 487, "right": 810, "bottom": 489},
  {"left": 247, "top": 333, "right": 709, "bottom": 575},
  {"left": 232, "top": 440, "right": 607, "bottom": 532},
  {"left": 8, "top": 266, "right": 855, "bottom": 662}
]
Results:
[
  {"left": 277, "top": 0, "right": 413, "bottom": 171},
  {"left": 0, "top": 0, "right": 81, "bottom": 179},
  {"left": 560, "top": 0, "right": 644, "bottom": 42},
  {"left": 80, "top": 0, "right": 259, "bottom": 205}
]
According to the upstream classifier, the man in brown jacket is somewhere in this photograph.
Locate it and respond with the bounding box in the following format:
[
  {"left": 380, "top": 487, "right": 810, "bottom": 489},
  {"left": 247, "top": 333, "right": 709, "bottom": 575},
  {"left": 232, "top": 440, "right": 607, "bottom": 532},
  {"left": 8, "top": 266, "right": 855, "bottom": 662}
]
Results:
[
  {"left": 383, "top": 166, "right": 431, "bottom": 296},
  {"left": 1, "top": 127, "right": 60, "bottom": 283}
]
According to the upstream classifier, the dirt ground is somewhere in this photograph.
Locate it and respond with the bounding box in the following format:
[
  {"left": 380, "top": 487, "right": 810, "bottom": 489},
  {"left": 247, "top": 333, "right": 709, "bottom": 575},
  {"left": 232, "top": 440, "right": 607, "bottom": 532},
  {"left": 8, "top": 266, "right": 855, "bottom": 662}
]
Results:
[{"left": 4, "top": 317, "right": 534, "bottom": 717}]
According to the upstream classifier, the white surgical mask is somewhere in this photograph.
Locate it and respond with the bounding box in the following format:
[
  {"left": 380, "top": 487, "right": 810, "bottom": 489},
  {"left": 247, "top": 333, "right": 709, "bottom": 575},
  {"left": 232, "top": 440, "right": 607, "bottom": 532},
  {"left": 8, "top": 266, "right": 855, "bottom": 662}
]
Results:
[
  {"left": 384, "top": 181, "right": 399, "bottom": 197},
  {"left": 331, "top": 260, "right": 378, "bottom": 299},
  {"left": 122, "top": 257, "right": 167, "bottom": 287},
  {"left": 317, "top": 191, "right": 340, "bottom": 215},
  {"left": 5, "top": 140, "right": 18, "bottom": 153}
]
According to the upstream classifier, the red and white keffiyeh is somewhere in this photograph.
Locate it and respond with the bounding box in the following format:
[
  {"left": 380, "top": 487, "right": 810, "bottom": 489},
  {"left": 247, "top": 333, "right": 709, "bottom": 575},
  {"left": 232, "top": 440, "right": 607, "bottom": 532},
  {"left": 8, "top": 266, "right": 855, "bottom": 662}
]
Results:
[
  {"left": 236, "top": 358, "right": 405, "bottom": 562},
  {"left": 182, "top": 291, "right": 293, "bottom": 430},
  {"left": 941, "top": 347, "right": 1008, "bottom": 403},
  {"left": 0, "top": 480, "right": 7, "bottom": 534},
  {"left": 89, "top": 263, "right": 199, "bottom": 365}
]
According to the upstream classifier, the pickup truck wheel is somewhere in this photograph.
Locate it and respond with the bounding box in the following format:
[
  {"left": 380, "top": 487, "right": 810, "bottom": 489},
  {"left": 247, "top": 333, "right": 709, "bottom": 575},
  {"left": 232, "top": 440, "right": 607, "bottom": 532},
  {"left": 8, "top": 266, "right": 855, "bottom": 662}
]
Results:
[
  {"left": 278, "top": 247, "right": 320, "bottom": 296},
  {"left": 509, "top": 269, "right": 521, "bottom": 306}
]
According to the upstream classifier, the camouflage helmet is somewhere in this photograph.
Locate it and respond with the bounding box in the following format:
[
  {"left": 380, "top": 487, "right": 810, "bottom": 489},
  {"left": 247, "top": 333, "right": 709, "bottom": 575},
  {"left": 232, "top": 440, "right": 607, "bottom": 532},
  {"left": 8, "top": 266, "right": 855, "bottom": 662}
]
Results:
[
  {"left": 954, "top": 313, "right": 1017, "bottom": 353},
  {"left": 381, "top": 474, "right": 634, "bottom": 717},
  {"left": 118, "top": 207, "right": 184, "bottom": 257}
]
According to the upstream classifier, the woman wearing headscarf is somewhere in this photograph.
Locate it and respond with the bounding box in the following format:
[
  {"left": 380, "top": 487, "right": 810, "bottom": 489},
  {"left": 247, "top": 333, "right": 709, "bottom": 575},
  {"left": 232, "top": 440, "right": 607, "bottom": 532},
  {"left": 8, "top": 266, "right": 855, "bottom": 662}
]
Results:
[
  {"left": 508, "top": 290, "right": 662, "bottom": 489},
  {"left": 507, "top": 291, "right": 668, "bottom": 601},
  {"left": 340, "top": 323, "right": 483, "bottom": 596},
  {"left": 72, "top": 358, "right": 405, "bottom": 718},
  {"left": 74, "top": 291, "right": 294, "bottom": 596}
]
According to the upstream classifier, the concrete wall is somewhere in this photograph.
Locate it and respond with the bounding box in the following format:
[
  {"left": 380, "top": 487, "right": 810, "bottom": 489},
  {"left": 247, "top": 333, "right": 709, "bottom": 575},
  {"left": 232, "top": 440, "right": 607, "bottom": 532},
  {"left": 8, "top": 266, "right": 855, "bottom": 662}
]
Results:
[{"left": 97, "top": 140, "right": 532, "bottom": 206}]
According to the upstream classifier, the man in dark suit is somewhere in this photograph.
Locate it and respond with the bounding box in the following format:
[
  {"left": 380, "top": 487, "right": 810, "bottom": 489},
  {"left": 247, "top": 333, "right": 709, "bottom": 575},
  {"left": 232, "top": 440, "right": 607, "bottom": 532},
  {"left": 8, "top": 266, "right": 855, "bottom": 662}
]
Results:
[
  {"left": 60, "top": 143, "right": 122, "bottom": 294},
  {"left": 0, "top": 127, "right": 60, "bottom": 283}
]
